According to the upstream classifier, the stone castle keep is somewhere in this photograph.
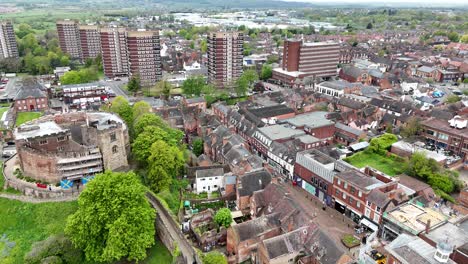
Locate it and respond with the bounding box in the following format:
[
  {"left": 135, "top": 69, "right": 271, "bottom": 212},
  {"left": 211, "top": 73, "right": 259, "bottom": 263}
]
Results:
[{"left": 14, "top": 112, "right": 129, "bottom": 183}]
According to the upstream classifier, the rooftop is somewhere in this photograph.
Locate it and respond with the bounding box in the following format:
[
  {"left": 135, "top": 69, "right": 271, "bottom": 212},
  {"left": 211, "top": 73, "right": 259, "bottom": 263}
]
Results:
[
  {"left": 15, "top": 121, "right": 67, "bottom": 140},
  {"left": 384, "top": 202, "right": 447, "bottom": 235},
  {"left": 282, "top": 111, "right": 333, "bottom": 128},
  {"left": 426, "top": 221, "right": 468, "bottom": 249},
  {"left": 195, "top": 167, "right": 224, "bottom": 179},
  {"left": 258, "top": 125, "right": 305, "bottom": 141},
  {"left": 247, "top": 104, "right": 295, "bottom": 119},
  {"left": 385, "top": 234, "right": 456, "bottom": 264},
  {"left": 335, "top": 170, "right": 384, "bottom": 191}
]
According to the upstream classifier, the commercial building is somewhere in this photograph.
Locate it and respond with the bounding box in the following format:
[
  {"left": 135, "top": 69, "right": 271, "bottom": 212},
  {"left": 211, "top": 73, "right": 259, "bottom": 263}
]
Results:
[
  {"left": 56, "top": 19, "right": 82, "bottom": 59},
  {"left": 294, "top": 149, "right": 337, "bottom": 205},
  {"left": 79, "top": 25, "right": 101, "bottom": 61},
  {"left": 207, "top": 31, "right": 243, "bottom": 88},
  {"left": 421, "top": 116, "right": 467, "bottom": 162},
  {"left": 127, "top": 30, "right": 162, "bottom": 86},
  {"left": 272, "top": 40, "right": 340, "bottom": 86},
  {"left": 0, "top": 21, "right": 18, "bottom": 59},
  {"left": 60, "top": 82, "right": 109, "bottom": 106},
  {"left": 14, "top": 112, "right": 129, "bottom": 184}
]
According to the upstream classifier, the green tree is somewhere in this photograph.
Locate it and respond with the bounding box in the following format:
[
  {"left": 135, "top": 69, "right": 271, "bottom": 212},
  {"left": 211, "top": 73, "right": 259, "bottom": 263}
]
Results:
[
  {"left": 132, "top": 101, "right": 151, "bottom": 121},
  {"left": 127, "top": 75, "right": 141, "bottom": 93},
  {"left": 368, "top": 133, "right": 398, "bottom": 155},
  {"left": 447, "top": 32, "right": 459, "bottom": 42},
  {"left": 109, "top": 96, "right": 134, "bottom": 128},
  {"left": 200, "top": 39, "right": 208, "bottom": 53},
  {"left": 461, "top": 35, "right": 468, "bottom": 44},
  {"left": 182, "top": 75, "right": 206, "bottom": 97},
  {"left": 366, "top": 22, "right": 373, "bottom": 29},
  {"left": 428, "top": 174, "right": 454, "bottom": 193},
  {"left": 134, "top": 113, "right": 168, "bottom": 136},
  {"left": 132, "top": 125, "right": 184, "bottom": 163},
  {"left": 214, "top": 208, "right": 233, "bottom": 228},
  {"left": 192, "top": 138, "right": 204, "bottom": 156},
  {"left": 400, "top": 117, "right": 421, "bottom": 138},
  {"left": 147, "top": 140, "right": 185, "bottom": 192},
  {"left": 446, "top": 95, "right": 461, "bottom": 104},
  {"left": 24, "top": 234, "right": 84, "bottom": 264},
  {"left": 65, "top": 171, "right": 155, "bottom": 263},
  {"left": 260, "top": 64, "right": 273, "bottom": 80},
  {"left": 203, "top": 251, "right": 227, "bottom": 264},
  {"left": 154, "top": 79, "right": 173, "bottom": 98}
]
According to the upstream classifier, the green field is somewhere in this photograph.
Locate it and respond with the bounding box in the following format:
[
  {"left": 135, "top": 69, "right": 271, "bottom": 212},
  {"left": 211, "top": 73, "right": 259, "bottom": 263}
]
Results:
[
  {"left": 0, "top": 107, "right": 9, "bottom": 119},
  {"left": 0, "top": 198, "right": 78, "bottom": 264},
  {"left": 141, "top": 239, "right": 173, "bottom": 264},
  {"left": 15, "top": 112, "right": 43, "bottom": 126},
  {"left": 345, "top": 151, "right": 404, "bottom": 176}
]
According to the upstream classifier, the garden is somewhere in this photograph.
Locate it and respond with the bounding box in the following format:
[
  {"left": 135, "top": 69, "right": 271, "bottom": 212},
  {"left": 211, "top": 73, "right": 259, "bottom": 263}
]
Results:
[{"left": 15, "top": 112, "right": 43, "bottom": 126}]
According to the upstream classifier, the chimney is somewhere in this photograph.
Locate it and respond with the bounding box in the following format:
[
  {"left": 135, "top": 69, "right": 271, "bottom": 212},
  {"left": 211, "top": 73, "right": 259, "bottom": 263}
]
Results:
[{"left": 426, "top": 219, "right": 431, "bottom": 234}]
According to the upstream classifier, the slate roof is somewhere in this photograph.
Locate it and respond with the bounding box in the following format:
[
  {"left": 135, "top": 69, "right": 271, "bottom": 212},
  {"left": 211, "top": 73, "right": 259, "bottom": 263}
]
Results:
[
  {"left": 15, "top": 79, "right": 47, "bottom": 100},
  {"left": 247, "top": 104, "right": 295, "bottom": 119},
  {"left": 341, "top": 65, "right": 363, "bottom": 79},
  {"left": 367, "top": 189, "right": 391, "bottom": 208},
  {"left": 232, "top": 213, "right": 280, "bottom": 241},
  {"left": 238, "top": 170, "right": 272, "bottom": 197},
  {"left": 337, "top": 97, "right": 366, "bottom": 110},
  {"left": 335, "top": 122, "right": 364, "bottom": 136}
]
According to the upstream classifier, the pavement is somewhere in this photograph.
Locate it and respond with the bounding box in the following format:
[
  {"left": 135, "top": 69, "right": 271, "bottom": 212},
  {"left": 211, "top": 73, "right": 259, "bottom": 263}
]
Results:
[
  {"left": 0, "top": 193, "right": 78, "bottom": 203},
  {"left": 0, "top": 77, "right": 18, "bottom": 101}
]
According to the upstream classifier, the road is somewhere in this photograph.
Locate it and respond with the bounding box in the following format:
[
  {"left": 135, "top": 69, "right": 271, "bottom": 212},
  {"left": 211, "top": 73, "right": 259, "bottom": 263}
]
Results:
[
  {"left": 146, "top": 193, "right": 197, "bottom": 264},
  {"left": 99, "top": 79, "right": 133, "bottom": 100},
  {"left": 0, "top": 77, "right": 19, "bottom": 101}
]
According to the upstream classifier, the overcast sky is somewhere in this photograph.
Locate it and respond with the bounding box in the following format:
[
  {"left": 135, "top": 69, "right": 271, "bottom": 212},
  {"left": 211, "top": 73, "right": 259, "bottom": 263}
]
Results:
[{"left": 283, "top": 0, "right": 468, "bottom": 6}]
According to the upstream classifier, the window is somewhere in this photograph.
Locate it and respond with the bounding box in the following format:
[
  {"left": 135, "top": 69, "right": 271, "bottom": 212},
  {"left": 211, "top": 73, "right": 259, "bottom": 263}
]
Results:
[
  {"left": 110, "top": 132, "right": 116, "bottom": 142},
  {"left": 358, "top": 191, "right": 362, "bottom": 197},
  {"left": 335, "top": 189, "right": 341, "bottom": 196},
  {"left": 349, "top": 197, "right": 354, "bottom": 204},
  {"left": 112, "top": 145, "right": 118, "bottom": 153},
  {"left": 57, "top": 136, "right": 66, "bottom": 142},
  {"left": 57, "top": 146, "right": 64, "bottom": 151},
  {"left": 39, "top": 139, "right": 47, "bottom": 145},
  {"left": 365, "top": 208, "right": 371, "bottom": 217},
  {"left": 357, "top": 202, "right": 360, "bottom": 208},
  {"left": 344, "top": 182, "right": 348, "bottom": 188},
  {"left": 350, "top": 186, "right": 356, "bottom": 194},
  {"left": 373, "top": 214, "right": 380, "bottom": 223},
  {"left": 367, "top": 201, "right": 371, "bottom": 206},
  {"left": 213, "top": 185, "right": 218, "bottom": 188},
  {"left": 376, "top": 206, "right": 381, "bottom": 212},
  {"left": 343, "top": 193, "right": 347, "bottom": 199}
]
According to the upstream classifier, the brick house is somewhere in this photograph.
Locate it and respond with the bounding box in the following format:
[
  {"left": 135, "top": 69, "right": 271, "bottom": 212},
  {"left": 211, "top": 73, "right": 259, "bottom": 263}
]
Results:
[
  {"left": 334, "top": 122, "right": 366, "bottom": 146},
  {"left": 332, "top": 169, "right": 386, "bottom": 224},
  {"left": 14, "top": 78, "right": 49, "bottom": 112},
  {"left": 236, "top": 170, "right": 271, "bottom": 212}
]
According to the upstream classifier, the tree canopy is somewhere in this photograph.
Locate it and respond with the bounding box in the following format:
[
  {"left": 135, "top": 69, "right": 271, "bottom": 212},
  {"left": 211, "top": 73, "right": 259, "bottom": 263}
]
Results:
[
  {"left": 65, "top": 171, "right": 155, "bottom": 263},
  {"left": 147, "top": 140, "right": 185, "bottom": 192},
  {"left": 60, "top": 66, "right": 99, "bottom": 85},
  {"left": 182, "top": 75, "right": 206, "bottom": 97},
  {"left": 127, "top": 75, "right": 141, "bottom": 93},
  {"left": 235, "top": 69, "right": 259, "bottom": 96},
  {"left": 214, "top": 208, "right": 233, "bottom": 228},
  {"left": 260, "top": 64, "right": 273, "bottom": 80},
  {"left": 108, "top": 96, "right": 134, "bottom": 129},
  {"left": 192, "top": 138, "right": 204, "bottom": 157},
  {"left": 203, "top": 251, "right": 227, "bottom": 264},
  {"left": 367, "top": 133, "right": 398, "bottom": 155}
]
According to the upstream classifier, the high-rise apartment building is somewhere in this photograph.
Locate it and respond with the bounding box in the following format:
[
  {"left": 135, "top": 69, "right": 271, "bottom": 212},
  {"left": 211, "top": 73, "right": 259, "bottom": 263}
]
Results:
[
  {"left": 272, "top": 40, "right": 340, "bottom": 86},
  {"left": 0, "top": 21, "right": 19, "bottom": 59},
  {"left": 100, "top": 27, "right": 129, "bottom": 78},
  {"left": 127, "top": 30, "right": 162, "bottom": 86},
  {"left": 56, "top": 19, "right": 82, "bottom": 59},
  {"left": 79, "top": 25, "right": 101, "bottom": 61},
  {"left": 207, "top": 31, "right": 243, "bottom": 88}
]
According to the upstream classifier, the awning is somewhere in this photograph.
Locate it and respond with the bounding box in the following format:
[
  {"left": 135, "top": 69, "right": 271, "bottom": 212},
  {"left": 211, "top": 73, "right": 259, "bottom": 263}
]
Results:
[{"left": 361, "top": 218, "right": 379, "bottom": 231}]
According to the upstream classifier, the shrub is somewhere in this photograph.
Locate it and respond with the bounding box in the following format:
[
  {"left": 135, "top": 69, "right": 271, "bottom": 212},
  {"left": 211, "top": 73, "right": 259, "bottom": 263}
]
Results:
[{"left": 24, "top": 234, "right": 84, "bottom": 264}]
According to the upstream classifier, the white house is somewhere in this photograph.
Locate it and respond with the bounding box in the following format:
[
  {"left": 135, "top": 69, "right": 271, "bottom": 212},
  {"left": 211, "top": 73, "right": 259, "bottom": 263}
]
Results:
[{"left": 195, "top": 167, "right": 224, "bottom": 194}]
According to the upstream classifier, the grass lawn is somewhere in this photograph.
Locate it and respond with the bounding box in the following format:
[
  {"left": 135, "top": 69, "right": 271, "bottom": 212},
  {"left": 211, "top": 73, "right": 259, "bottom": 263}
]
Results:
[
  {"left": 143, "top": 86, "right": 183, "bottom": 97},
  {"left": 345, "top": 151, "right": 403, "bottom": 176},
  {"left": 141, "top": 239, "right": 173, "bottom": 264},
  {"left": 15, "top": 112, "right": 43, "bottom": 126},
  {"left": 341, "top": 234, "right": 360, "bottom": 248},
  {"left": 0, "top": 107, "right": 9, "bottom": 118},
  {"left": 0, "top": 198, "right": 78, "bottom": 264}
]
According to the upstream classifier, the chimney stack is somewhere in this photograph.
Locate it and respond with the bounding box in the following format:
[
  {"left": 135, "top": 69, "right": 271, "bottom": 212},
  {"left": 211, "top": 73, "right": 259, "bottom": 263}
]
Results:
[{"left": 426, "top": 219, "right": 431, "bottom": 234}]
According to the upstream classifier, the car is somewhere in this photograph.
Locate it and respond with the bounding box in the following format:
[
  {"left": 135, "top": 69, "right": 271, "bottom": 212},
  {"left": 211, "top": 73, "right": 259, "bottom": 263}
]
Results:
[{"left": 113, "top": 77, "right": 121, "bottom": 81}]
